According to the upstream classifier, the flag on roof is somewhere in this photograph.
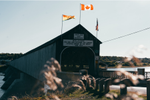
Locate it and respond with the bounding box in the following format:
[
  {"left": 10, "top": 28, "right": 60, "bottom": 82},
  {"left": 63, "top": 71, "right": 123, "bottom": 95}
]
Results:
[
  {"left": 96, "top": 19, "right": 99, "bottom": 31},
  {"left": 63, "top": 15, "right": 75, "bottom": 21},
  {"left": 81, "top": 4, "right": 93, "bottom": 11}
]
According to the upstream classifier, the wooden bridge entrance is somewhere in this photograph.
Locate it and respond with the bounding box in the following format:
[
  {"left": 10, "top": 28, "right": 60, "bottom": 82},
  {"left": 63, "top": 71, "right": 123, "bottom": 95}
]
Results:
[{"left": 61, "top": 47, "right": 95, "bottom": 75}]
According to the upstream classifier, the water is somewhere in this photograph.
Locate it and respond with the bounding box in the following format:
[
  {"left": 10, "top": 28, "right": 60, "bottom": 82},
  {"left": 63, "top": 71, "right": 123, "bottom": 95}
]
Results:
[
  {"left": 107, "top": 66, "right": 150, "bottom": 72},
  {"left": 110, "top": 85, "right": 147, "bottom": 95},
  {"left": 108, "top": 66, "right": 149, "bottom": 95},
  {"left": 0, "top": 75, "right": 5, "bottom": 98}
]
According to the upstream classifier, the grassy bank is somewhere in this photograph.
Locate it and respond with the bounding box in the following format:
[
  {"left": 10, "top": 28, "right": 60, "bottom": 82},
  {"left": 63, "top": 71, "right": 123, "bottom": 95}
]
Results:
[{"left": 19, "top": 89, "right": 146, "bottom": 100}]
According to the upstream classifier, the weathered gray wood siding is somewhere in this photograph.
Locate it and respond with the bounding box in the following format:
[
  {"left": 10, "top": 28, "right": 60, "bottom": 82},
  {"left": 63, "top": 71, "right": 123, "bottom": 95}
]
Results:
[{"left": 9, "top": 43, "right": 56, "bottom": 80}]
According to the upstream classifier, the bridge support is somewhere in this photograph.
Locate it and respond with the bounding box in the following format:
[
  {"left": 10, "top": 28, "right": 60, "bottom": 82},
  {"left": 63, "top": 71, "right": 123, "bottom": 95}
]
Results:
[
  {"left": 1, "top": 72, "right": 39, "bottom": 100},
  {"left": 1, "top": 67, "right": 20, "bottom": 90}
]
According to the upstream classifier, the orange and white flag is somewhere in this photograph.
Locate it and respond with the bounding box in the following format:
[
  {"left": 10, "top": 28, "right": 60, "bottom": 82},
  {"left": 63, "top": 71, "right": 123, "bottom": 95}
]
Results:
[
  {"left": 81, "top": 4, "right": 93, "bottom": 11},
  {"left": 63, "top": 15, "right": 75, "bottom": 21}
]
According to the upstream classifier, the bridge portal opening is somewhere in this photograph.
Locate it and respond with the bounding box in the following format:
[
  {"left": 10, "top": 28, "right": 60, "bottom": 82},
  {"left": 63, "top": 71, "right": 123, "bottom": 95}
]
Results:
[{"left": 61, "top": 47, "right": 95, "bottom": 75}]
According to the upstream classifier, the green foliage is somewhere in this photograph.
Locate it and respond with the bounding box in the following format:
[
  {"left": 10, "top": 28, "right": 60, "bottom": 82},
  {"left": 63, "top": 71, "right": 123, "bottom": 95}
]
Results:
[
  {"left": 0, "top": 53, "right": 23, "bottom": 60},
  {"left": 99, "top": 56, "right": 150, "bottom": 67},
  {"left": 122, "top": 62, "right": 130, "bottom": 66},
  {"left": 100, "top": 56, "right": 124, "bottom": 62},
  {"left": 105, "top": 61, "right": 117, "bottom": 66}
]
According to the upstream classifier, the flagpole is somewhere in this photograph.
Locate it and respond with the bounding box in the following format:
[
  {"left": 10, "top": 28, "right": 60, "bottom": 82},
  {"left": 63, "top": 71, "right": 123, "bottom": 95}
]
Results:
[
  {"left": 61, "top": 14, "right": 64, "bottom": 42},
  {"left": 79, "top": 3, "right": 81, "bottom": 24},
  {"left": 61, "top": 14, "right": 63, "bottom": 35},
  {"left": 96, "top": 18, "right": 98, "bottom": 38},
  {"left": 60, "top": 14, "right": 63, "bottom": 66},
  {"left": 96, "top": 30, "right": 98, "bottom": 38}
]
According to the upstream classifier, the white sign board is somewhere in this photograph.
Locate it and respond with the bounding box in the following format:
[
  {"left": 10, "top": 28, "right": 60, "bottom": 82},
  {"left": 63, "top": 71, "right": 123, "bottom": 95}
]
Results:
[
  {"left": 63, "top": 39, "right": 93, "bottom": 47},
  {"left": 74, "top": 34, "right": 84, "bottom": 39}
]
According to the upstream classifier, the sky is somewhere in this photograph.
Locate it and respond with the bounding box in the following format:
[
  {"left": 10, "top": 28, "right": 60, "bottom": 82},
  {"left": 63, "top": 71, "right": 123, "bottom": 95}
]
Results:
[{"left": 0, "top": 0, "right": 150, "bottom": 58}]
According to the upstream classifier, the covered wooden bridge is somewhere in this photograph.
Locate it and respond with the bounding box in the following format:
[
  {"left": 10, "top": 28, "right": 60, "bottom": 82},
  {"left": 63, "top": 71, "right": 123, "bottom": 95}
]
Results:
[
  {"left": 9, "top": 24, "right": 102, "bottom": 77},
  {"left": 1, "top": 24, "right": 102, "bottom": 99}
]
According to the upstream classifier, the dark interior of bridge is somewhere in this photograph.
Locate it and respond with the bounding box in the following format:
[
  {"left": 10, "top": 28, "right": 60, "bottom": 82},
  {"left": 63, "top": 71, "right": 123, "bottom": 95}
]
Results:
[{"left": 61, "top": 47, "right": 94, "bottom": 75}]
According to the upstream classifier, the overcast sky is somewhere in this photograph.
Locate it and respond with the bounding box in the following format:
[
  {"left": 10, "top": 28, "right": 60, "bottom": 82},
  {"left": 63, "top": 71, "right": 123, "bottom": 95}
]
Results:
[{"left": 1, "top": 0, "right": 150, "bottom": 58}]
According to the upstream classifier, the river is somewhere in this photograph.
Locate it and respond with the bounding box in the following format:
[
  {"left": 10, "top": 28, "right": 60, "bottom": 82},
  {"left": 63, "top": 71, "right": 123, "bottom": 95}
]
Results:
[
  {"left": 107, "top": 66, "right": 150, "bottom": 72},
  {"left": 108, "top": 66, "right": 148, "bottom": 95},
  {"left": 0, "top": 75, "right": 5, "bottom": 98}
]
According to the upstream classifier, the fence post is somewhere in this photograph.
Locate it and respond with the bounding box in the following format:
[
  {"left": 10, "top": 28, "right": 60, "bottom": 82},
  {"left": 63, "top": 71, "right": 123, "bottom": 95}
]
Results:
[
  {"left": 104, "top": 78, "right": 111, "bottom": 93},
  {"left": 99, "top": 78, "right": 104, "bottom": 92},
  {"left": 138, "top": 68, "right": 145, "bottom": 76},
  {"left": 82, "top": 79, "right": 87, "bottom": 90},
  {"left": 119, "top": 78, "right": 128, "bottom": 95},
  {"left": 90, "top": 78, "right": 96, "bottom": 89},
  {"left": 95, "top": 78, "right": 100, "bottom": 91},
  {"left": 120, "top": 84, "right": 127, "bottom": 95},
  {"left": 147, "top": 79, "right": 150, "bottom": 100},
  {"left": 86, "top": 78, "right": 90, "bottom": 90}
]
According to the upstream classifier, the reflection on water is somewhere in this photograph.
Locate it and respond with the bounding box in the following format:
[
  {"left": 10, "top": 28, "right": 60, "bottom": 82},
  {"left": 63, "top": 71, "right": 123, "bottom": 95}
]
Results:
[
  {"left": 108, "top": 66, "right": 150, "bottom": 72},
  {"left": 0, "top": 75, "right": 5, "bottom": 98}
]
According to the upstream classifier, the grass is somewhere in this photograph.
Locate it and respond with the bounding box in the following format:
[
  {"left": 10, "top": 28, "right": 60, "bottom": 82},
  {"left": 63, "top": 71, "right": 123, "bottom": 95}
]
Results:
[
  {"left": 19, "top": 89, "right": 147, "bottom": 100},
  {"left": 60, "top": 89, "right": 147, "bottom": 100}
]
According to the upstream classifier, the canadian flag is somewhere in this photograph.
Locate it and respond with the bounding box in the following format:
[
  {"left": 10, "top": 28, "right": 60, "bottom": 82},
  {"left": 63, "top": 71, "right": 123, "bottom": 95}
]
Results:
[{"left": 81, "top": 4, "right": 93, "bottom": 11}]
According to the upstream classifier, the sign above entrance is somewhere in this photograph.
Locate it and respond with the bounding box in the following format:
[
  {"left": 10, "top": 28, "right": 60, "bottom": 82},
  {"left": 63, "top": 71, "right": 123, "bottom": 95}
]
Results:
[
  {"left": 74, "top": 34, "right": 84, "bottom": 39},
  {"left": 63, "top": 39, "right": 93, "bottom": 47}
]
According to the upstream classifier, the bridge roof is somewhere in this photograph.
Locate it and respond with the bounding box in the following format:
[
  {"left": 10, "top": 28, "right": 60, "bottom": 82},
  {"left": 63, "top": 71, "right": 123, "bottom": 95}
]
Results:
[
  {"left": 23, "top": 24, "right": 102, "bottom": 56},
  {"left": 9, "top": 24, "right": 102, "bottom": 80}
]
